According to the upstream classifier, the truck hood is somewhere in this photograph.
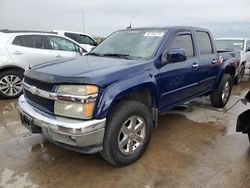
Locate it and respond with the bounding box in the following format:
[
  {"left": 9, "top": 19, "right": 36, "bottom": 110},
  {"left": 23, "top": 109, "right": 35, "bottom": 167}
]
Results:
[{"left": 25, "top": 55, "right": 152, "bottom": 87}]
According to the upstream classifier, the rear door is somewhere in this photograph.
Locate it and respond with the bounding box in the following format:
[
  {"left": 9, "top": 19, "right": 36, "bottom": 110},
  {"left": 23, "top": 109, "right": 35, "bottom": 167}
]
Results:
[
  {"left": 7, "top": 34, "right": 54, "bottom": 67},
  {"left": 158, "top": 30, "right": 200, "bottom": 111},
  {"left": 45, "top": 35, "right": 82, "bottom": 60},
  {"left": 194, "top": 31, "right": 219, "bottom": 91}
]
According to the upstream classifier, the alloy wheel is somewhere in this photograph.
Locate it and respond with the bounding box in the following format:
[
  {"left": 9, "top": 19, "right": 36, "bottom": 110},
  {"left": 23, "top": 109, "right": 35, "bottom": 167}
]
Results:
[
  {"left": 0, "top": 75, "right": 22, "bottom": 96},
  {"left": 118, "top": 115, "right": 146, "bottom": 155}
]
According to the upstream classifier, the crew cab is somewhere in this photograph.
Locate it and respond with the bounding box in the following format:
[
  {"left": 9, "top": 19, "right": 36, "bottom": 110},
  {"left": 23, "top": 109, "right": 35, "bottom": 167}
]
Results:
[
  {"left": 18, "top": 26, "right": 237, "bottom": 166},
  {"left": 216, "top": 38, "right": 250, "bottom": 84}
]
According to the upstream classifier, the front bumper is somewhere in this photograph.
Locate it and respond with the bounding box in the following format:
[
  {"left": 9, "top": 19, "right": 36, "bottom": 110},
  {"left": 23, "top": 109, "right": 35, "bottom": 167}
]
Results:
[{"left": 18, "top": 95, "right": 106, "bottom": 154}]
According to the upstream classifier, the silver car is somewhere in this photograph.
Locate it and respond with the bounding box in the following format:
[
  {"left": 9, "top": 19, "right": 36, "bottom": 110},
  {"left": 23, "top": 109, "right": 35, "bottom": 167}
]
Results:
[{"left": 0, "top": 30, "right": 86, "bottom": 98}]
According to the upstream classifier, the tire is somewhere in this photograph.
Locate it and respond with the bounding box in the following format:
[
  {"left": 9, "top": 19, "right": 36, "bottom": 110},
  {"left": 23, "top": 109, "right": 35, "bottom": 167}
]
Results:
[
  {"left": 210, "top": 74, "right": 232, "bottom": 108},
  {"left": 235, "top": 65, "right": 245, "bottom": 85},
  {"left": 100, "top": 100, "right": 153, "bottom": 166},
  {"left": 0, "top": 70, "right": 24, "bottom": 99}
]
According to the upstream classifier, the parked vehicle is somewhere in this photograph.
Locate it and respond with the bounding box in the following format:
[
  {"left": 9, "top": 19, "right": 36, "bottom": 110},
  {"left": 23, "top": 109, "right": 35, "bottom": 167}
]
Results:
[
  {"left": 215, "top": 38, "right": 250, "bottom": 84},
  {"left": 18, "top": 26, "right": 238, "bottom": 166},
  {"left": 53, "top": 30, "right": 98, "bottom": 52},
  {"left": 0, "top": 30, "right": 86, "bottom": 98},
  {"left": 236, "top": 90, "right": 250, "bottom": 142}
]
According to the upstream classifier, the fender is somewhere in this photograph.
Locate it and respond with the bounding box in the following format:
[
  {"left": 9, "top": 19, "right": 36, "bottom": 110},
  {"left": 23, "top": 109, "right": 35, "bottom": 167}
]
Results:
[
  {"left": 212, "top": 59, "right": 236, "bottom": 91},
  {"left": 94, "top": 72, "right": 158, "bottom": 119},
  {"left": 0, "top": 64, "right": 25, "bottom": 72}
]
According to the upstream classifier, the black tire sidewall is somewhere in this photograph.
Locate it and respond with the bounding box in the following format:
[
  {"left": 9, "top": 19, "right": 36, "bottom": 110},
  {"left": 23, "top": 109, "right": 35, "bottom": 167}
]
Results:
[
  {"left": 210, "top": 74, "right": 232, "bottom": 108},
  {"left": 0, "top": 70, "right": 23, "bottom": 99},
  {"left": 103, "top": 100, "right": 153, "bottom": 166},
  {"left": 220, "top": 74, "right": 232, "bottom": 105}
]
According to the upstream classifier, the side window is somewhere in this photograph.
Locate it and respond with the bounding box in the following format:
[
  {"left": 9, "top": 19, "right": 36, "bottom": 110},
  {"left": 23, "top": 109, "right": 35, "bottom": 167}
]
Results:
[
  {"left": 79, "top": 35, "right": 96, "bottom": 46},
  {"left": 12, "top": 35, "right": 46, "bottom": 49},
  {"left": 12, "top": 36, "right": 22, "bottom": 46},
  {"left": 65, "top": 32, "right": 80, "bottom": 43},
  {"left": 196, "top": 31, "right": 213, "bottom": 55},
  {"left": 247, "top": 41, "right": 250, "bottom": 50},
  {"left": 169, "top": 34, "right": 194, "bottom": 58},
  {"left": 47, "top": 36, "right": 77, "bottom": 52}
]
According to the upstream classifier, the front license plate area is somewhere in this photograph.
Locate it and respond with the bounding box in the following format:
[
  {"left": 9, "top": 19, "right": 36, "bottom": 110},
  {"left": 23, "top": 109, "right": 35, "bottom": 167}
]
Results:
[{"left": 19, "top": 112, "right": 42, "bottom": 133}]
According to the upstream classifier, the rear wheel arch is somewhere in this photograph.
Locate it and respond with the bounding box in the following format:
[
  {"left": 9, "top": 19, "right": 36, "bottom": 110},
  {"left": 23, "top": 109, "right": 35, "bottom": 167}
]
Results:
[{"left": 224, "top": 65, "right": 236, "bottom": 78}]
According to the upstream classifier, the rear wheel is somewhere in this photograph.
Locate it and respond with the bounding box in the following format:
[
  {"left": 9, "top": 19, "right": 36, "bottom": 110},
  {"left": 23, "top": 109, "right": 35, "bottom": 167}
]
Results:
[
  {"left": 235, "top": 65, "right": 245, "bottom": 85},
  {"left": 100, "top": 100, "right": 153, "bottom": 166},
  {"left": 0, "top": 70, "right": 23, "bottom": 99},
  {"left": 210, "top": 74, "right": 232, "bottom": 108}
]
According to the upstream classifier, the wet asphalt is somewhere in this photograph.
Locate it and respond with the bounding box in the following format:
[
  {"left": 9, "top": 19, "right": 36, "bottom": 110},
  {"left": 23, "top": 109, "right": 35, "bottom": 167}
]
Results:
[{"left": 0, "top": 71, "right": 250, "bottom": 188}]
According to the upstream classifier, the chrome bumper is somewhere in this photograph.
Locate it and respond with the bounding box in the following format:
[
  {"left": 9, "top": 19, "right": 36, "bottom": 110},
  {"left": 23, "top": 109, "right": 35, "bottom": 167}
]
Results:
[{"left": 18, "top": 95, "right": 106, "bottom": 153}]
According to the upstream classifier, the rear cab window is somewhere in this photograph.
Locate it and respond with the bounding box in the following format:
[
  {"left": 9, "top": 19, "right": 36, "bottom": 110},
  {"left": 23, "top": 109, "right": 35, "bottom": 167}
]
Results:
[
  {"left": 12, "top": 35, "right": 46, "bottom": 49},
  {"left": 195, "top": 31, "right": 213, "bottom": 55}
]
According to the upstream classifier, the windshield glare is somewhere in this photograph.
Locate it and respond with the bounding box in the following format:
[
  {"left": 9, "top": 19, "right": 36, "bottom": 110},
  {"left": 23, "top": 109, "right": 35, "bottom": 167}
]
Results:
[
  {"left": 215, "top": 40, "right": 244, "bottom": 51},
  {"left": 91, "top": 29, "right": 167, "bottom": 59}
]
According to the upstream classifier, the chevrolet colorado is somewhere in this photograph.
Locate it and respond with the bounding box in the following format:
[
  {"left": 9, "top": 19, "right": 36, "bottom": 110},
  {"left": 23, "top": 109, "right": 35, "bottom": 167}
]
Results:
[{"left": 18, "top": 26, "right": 238, "bottom": 166}]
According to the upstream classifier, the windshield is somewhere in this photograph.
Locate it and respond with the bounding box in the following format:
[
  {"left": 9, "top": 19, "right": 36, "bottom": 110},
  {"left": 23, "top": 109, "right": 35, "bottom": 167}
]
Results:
[
  {"left": 215, "top": 40, "right": 244, "bottom": 51},
  {"left": 90, "top": 29, "right": 167, "bottom": 59}
]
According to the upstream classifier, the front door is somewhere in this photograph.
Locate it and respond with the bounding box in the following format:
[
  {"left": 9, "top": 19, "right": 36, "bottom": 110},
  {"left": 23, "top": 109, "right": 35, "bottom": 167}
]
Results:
[
  {"left": 46, "top": 35, "right": 80, "bottom": 60},
  {"left": 157, "top": 31, "right": 200, "bottom": 112}
]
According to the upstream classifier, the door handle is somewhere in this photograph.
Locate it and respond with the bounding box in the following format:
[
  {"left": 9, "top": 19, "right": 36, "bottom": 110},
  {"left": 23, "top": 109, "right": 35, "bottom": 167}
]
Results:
[
  {"left": 56, "top": 55, "right": 62, "bottom": 58},
  {"left": 192, "top": 63, "right": 199, "bottom": 69},
  {"left": 212, "top": 59, "right": 218, "bottom": 64},
  {"left": 12, "top": 51, "right": 23, "bottom": 55}
]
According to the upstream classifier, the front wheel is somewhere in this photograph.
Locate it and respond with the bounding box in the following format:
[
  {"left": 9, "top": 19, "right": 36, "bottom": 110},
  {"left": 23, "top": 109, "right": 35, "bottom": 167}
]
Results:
[
  {"left": 210, "top": 74, "right": 232, "bottom": 108},
  {"left": 100, "top": 100, "right": 153, "bottom": 166}
]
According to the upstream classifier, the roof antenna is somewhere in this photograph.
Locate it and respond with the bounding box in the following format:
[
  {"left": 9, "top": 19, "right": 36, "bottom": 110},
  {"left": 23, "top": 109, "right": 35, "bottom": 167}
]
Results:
[{"left": 127, "top": 23, "right": 132, "bottom": 29}]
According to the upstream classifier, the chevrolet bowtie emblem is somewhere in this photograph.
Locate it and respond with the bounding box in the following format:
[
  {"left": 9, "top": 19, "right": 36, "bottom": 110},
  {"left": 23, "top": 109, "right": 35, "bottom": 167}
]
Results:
[{"left": 30, "top": 86, "right": 37, "bottom": 95}]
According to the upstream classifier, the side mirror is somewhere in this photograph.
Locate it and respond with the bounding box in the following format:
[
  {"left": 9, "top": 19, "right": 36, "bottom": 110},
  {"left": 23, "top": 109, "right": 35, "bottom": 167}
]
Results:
[
  {"left": 162, "top": 48, "right": 187, "bottom": 64},
  {"left": 245, "top": 90, "right": 250, "bottom": 102},
  {"left": 93, "top": 41, "right": 98, "bottom": 46},
  {"left": 246, "top": 47, "right": 250, "bottom": 52}
]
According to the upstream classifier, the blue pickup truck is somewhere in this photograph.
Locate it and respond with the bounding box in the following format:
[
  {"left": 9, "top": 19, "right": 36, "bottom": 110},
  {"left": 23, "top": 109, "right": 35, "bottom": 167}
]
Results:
[{"left": 18, "top": 26, "right": 237, "bottom": 166}]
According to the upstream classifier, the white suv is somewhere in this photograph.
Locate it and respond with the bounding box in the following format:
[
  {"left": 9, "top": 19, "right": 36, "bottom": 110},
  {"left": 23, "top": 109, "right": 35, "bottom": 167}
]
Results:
[
  {"left": 53, "top": 30, "right": 98, "bottom": 52},
  {"left": 0, "top": 30, "right": 86, "bottom": 98}
]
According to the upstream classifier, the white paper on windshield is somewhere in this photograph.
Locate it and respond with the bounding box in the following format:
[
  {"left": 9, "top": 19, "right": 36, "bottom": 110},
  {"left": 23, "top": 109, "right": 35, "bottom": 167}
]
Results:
[
  {"left": 144, "top": 32, "right": 164, "bottom": 37},
  {"left": 233, "top": 43, "right": 242, "bottom": 46}
]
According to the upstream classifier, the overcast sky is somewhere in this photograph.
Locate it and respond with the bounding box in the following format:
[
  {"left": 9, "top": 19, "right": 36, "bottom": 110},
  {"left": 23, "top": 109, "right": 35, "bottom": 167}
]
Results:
[{"left": 0, "top": 0, "right": 250, "bottom": 38}]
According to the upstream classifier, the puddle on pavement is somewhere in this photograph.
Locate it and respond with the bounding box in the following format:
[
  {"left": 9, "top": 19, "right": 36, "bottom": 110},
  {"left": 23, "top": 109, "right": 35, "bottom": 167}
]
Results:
[
  {"left": 0, "top": 111, "right": 230, "bottom": 187},
  {"left": 0, "top": 74, "right": 249, "bottom": 187}
]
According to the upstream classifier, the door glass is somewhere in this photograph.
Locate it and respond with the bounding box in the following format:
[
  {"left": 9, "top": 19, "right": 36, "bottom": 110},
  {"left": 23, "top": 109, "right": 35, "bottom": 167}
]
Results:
[
  {"left": 169, "top": 34, "right": 194, "bottom": 58},
  {"left": 47, "top": 36, "right": 77, "bottom": 52},
  {"left": 196, "top": 32, "right": 213, "bottom": 55},
  {"left": 79, "top": 35, "right": 95, "bottom": 46},
  {"left": 12, "top": 35, "right": 46, "bottom": 49},
  {"left": 65, "top": 32, "right": 79, "bottom": 43}
]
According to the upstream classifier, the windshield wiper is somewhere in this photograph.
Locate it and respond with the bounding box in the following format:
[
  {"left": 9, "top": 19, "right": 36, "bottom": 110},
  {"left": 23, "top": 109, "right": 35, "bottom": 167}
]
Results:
[
  {"left": 102, "top": 53, "right": 132, "bottom": 59},
  {"left": 87, "top": 52, "right": 103, "bottom": 57}
]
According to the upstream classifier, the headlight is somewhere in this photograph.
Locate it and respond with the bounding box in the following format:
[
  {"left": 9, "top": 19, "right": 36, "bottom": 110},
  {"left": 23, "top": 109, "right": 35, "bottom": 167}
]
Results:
[{"left": 54, "top": 85, "right": 98, "bottom": 119}]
